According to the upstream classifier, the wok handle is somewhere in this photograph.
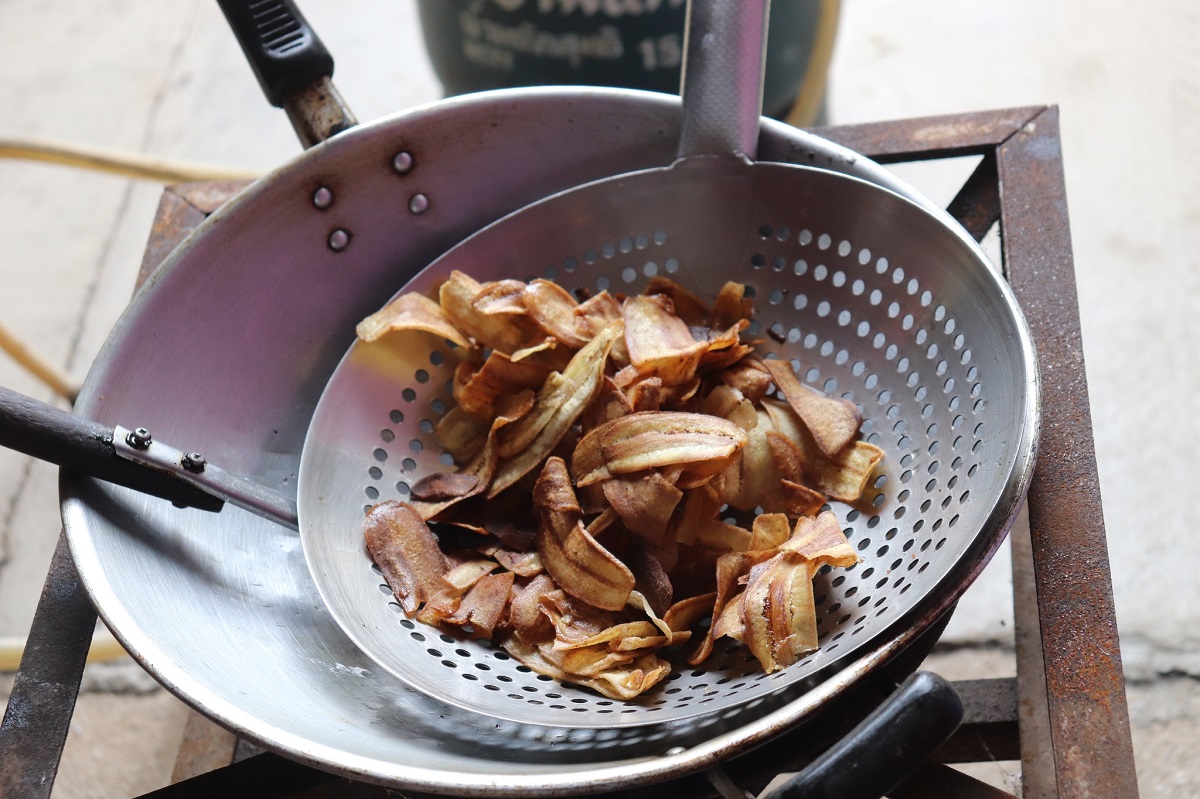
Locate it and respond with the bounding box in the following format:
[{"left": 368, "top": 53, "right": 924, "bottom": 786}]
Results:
[
  {"left": 215, "top": 0, "right": 356, "bottom": 146},
  {"left": 215, "top": 0, "right": 332, "bottom": 107},
  {"left": 0, "top": 385, "right": 224, "bottom": 513},
  {"left": 758, "top": 671, "right": 963, "bottom": 799}
]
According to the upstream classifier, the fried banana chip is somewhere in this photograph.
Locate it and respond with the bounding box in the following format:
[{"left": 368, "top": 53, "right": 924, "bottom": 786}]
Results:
[
  {"left": 783, "top": 510, "right": 860, "bottom": 569},
  {"left": 445, "top": 571, "right": 515, "bottom": 638},
  {"left": 439, "top": 270, "right": 543, "bottom": 354},
  {"left": 600, "top": 471, "right": 684, "bottom": 544},
  {"left": 742, "top": 551, "right": 819, "bottom": 672},
  {"left": 363, "top": 501, "right": 449, "bottom": 615},
  {"left": 623, "top": 294, "right": 709, "bottom": 386},
  {"left": 762, "top": 399, "right": 884, "bottom": 503},
  {"left": 355, "top": 291, "right": 472, "bottom": 348},
  {"left": 490, "top": 322, "right": 621, "bottom": 496},
  {"left": 573, "top": 411, "right": 747, "bottom": 486},
  {"left": 763, "top": 359, "right": 863, "bottom": 459},
  {"left": 710, "top": 281, "right": 753, "bottom": 330},
  {"left": 525, "top": 279, "right": 588, "bottom": 349},
  {"left": 533, "top": 458, "right": 635, "bottom": 611},
  {"left": 453, "top": 352, "right": 551, "bottom": 419}
]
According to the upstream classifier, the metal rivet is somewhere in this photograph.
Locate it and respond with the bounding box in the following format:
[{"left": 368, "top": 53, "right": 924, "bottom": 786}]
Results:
[
  {"left": 409, "top": 194, "right": 429, "bottom": 215},
  {"left": 126, "top": 427, "right": 153, "bottom": 450},
  {"left": 181, "top": 453, "right": 207, "bottom": 474},
  {"left": 328, "top": 229, "right": 351, "bottom": 251},
  {"left": 392, "top": 151, "right": 414, "bottom": 174},
  {"left": 312, "top": 186, "right": 333, "bottom": 209}
]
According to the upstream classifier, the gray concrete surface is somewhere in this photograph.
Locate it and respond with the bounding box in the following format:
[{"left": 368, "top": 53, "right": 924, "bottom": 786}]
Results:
[{"left": 1, "top": 0, "right": 1197, "bottom": 796}]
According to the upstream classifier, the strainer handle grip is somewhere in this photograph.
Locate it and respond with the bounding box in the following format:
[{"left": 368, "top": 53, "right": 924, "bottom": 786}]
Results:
[
  {"left": 677, "top": 0, "right": 769, "bottom": 162},
  {"left": 758, "top": 671, "right": 963, "bottom": 799}
]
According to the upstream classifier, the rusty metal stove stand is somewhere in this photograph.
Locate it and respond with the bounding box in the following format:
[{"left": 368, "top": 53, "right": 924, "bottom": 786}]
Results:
[{"left": 0, "top": 106, "right": 1138, "bottom": 799}]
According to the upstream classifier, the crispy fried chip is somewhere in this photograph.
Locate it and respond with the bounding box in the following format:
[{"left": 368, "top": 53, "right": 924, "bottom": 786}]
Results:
[
  {"left": 623, "top": 294, "right": 709, "bottom": 386},
  {"left": 600, "top": 471, "right": 683, "bottom": 543},
  {"left": 490, "top": 323, "right": 621, "bottom": 496},
  {"left": 763, "top": 358, "right": 863, "bottom": 458},
  {"left": 573, "top": 411, "right": 747, "bottom": 486},
  {"left": 742, "top": 551, "right": 819, "bottom": 672},
  {"left": 356, "top": 291, "right": 472, "bottom": 348},
  {"left": 362, "top": 272, "right": 881, "bottom": 699},
  {"left": 534, "top": 458, "right": 635, "bottom": 611},
  {"left": 440, "top": 271, "right": 543, "bottom": 354},
  {"left": 446, "top": 571, "right": 515, "bottom": 638},
  {"left": 783, "top": 510, "right": 861, "bottom": 569},
  {"left": 363, "top": 501, "right": 448, "bottom": 615},
  {"left": 453, "top": 352, "right": 551, "bottom": 419},
  {"left": 525, "top": 279, "right": 588, "bottom": 348}
]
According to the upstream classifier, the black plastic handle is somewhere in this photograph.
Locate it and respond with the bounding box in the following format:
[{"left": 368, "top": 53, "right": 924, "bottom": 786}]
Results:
[
  {"left": 0, "top": 385, "right": 224, "bottom": 513},
  {"left": 760, "top": 671, "right": 964, "bottom": 799},
  {"left": 215, "top": 0, "right": 334, "bottom": 107}
]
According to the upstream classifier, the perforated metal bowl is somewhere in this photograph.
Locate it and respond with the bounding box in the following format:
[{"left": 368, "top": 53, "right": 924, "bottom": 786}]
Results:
[{"left": 299, "top": 160, "right": 1039, "bottom": 729}]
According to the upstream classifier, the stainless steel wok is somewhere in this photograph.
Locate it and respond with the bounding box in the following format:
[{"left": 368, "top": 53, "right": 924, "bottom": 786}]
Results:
[{"left": 46, "top": 0, "right": 1038, "bottom": 794}]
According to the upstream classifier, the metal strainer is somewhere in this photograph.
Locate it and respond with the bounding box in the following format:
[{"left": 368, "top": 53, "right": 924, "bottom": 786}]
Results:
[{"left": 297, "top": 0, "right": 1040, "bottom": 731}]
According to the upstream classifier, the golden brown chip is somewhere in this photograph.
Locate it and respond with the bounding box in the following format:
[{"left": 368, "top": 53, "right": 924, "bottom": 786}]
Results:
[
  {"left": 622, "top": 294, "right": 709, "bottom": 386},
  {"left": 501, "top": 635, "right": 670, "bottom": 700},
  {"left": 644, "top": 276, "right": 711, "bottom": 327},
  {"left": 493, "top": 548, "right": 543, "bottom": 577},
  {"left": 355, "top": 291, "right": 472, "bottom": 348},
  {"left": 534, "top": 458, "right": 635, "bottom": 611},
  {"left": 439, "top": 271, "right": 543, "bottom": 354},
  {"left": 762, "top": 399, "right": 884, "bottom": 503},
  {"left": 363, "top": 501, "right": 449, "bottom": 615},
  {"left": 625, "top": 376, "right": 664, "bottom": 412},
  {"left": 411, "top": 471, "right": 480, "bottom": 502},
  {"left": 524, "top": 279, "right": 588, "bottom": 348},
  {"left": 741, "top": 551, "right": 819, "bottom": 672},
  {"left": 600, "top": 471, "right": 684, "bottom": 544},
  {"left": 763, "top": 358, "right": 863, "bottom": 459},
  {"left": 489, "top": 322, "right": 621, "bottom": 496},
  {"left": 508, "top": 573, "right": 556, "bottom": 645},
  {"left": 573, "top": 411, "right": 747, "bottom": 486},
  {"left": 445, "top": 571, "right": 515, "bottom": 638},
  {"left": 689, "top": 550, "right": 776, "bottom": 665},
  {"left": 453, "top": 352, "right": 551, "bottom": 419},
  {"left": 715, "top": 356, "right": 774, "bottom": 402},
  {"left": 710, "top": 281, "right": 753, "bottom": 330},
  {"left": 750, "top": 513, "right": 792, "bottom": 550},
  {"left": 472, "top": 279, "right": 529, "bottom": 316},
  {"left": 434, "top": 405, "right": 490, "bottom": 464},
  {"left": 783, "top": 510, "right": 860, "bottom": 569}
]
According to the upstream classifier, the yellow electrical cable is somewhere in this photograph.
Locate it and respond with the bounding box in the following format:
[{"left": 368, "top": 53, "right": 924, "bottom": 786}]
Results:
[
  {"left": 0, "top": 633, "right": 130, "bottom": 673},
  {"left": 0, "top": 137, "right": 261, "bottom": 672},
  {"left": 0, "top": 317, "right": 79, "bottom": 401},
  {"left": 0, "top": 135, "right": 263, "bottom": 184}
]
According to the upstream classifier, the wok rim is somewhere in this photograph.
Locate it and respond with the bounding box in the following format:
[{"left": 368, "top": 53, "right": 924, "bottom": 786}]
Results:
[{"left": 58, "top": 86, "right": 1040, "bottom": 794}]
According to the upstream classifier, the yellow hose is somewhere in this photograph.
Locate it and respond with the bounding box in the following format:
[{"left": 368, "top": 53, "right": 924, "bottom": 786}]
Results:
[
  {"left": 0, "top": 632, "right": 129, "bottom": 673},
  {"left": 0, "top": 135, "right": 262, "bottom": 184},
  {"left": 0, "top": 138, "right": 258, "bottom": 670}
]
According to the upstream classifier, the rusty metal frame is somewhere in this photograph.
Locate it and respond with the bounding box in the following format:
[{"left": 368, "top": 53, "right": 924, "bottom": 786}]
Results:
[{"left": 0, "top": 106, "right": 1138, "bottom": 799}]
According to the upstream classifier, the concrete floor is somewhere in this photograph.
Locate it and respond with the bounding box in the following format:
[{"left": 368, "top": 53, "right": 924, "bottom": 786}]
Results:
[{"left": 1, "top": 0, "right": 1197, "bottom": 796}]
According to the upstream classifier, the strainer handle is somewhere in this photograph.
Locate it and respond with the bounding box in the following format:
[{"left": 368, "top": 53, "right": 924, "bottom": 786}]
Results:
[
  {"left": 677, "top": 0, "right": 769, "bottom": 162},
  {"left": 758, "top": 671, "right": 963, "bottom": 799}
]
